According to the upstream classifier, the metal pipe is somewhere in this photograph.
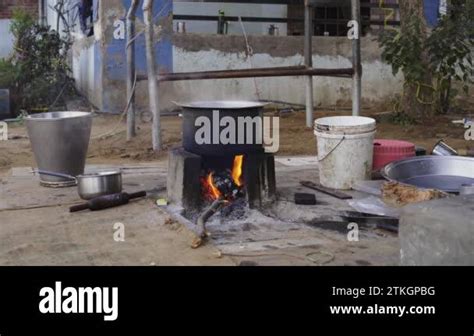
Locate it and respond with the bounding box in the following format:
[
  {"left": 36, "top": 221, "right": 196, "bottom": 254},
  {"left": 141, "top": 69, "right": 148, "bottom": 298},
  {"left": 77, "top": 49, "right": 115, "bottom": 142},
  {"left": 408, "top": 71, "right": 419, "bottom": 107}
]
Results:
[
  {"left": 304, "top": 1, "right": 314, "bottom": 128},
  {"left": 351, "top": 0, "right": 362, "bottom": 116},
  {"left": 126, "top": 0, "right": 140, "bottom": 141},
  {"left": 140, "top": 65, "right": 306, "bottom": 81},
  {"left": 149, "top": 67, "right": 353, "bottom": 82}
]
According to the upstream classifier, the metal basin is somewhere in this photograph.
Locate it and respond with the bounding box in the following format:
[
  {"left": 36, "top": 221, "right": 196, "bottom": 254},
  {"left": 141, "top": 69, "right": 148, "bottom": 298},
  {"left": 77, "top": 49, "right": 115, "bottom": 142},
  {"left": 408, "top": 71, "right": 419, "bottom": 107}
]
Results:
[
  {"left": 381, "top": 156, "right": 474, "bottom": 193},
  {"left": 26, "top": 112, "right": 92, "bottom": 187},
  {"left": 177, "top": 100, "right": 267, "bottom": 156}
]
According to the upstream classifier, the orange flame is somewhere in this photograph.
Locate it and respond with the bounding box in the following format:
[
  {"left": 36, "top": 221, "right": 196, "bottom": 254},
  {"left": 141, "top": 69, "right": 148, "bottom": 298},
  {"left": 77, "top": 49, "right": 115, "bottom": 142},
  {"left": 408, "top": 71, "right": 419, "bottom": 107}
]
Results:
[
  {"left": 232, "top": 155, "right": 244, "bottom": 187},
  {"left": 207, "top": 172, "right": 222, "bottom": 200},
  {"left": 202, "top": 155, "right": 245, "bottom": 201}
]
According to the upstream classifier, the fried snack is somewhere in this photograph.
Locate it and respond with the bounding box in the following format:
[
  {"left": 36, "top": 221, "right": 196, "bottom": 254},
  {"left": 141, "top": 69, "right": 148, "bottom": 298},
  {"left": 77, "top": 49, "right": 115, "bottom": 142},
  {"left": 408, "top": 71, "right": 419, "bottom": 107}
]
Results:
[{"left": 382, "top": 182, "right": 448, "bottom": 207}]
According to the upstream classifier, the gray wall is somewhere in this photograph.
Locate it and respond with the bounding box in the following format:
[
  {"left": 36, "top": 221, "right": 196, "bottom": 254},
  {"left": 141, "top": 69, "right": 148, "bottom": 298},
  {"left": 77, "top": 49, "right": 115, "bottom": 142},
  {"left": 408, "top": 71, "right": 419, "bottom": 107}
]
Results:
[{"left": 165, "top": 34, "right": 403, "bottom": 109}]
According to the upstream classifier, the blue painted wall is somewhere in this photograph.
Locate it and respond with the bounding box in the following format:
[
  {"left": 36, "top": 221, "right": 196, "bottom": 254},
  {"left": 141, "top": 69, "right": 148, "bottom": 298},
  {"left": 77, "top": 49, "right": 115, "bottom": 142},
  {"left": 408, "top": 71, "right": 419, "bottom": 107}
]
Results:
[
  {"left": 101, "top": 0, "right": 173, "bottom": 111},
  {"left": 424, "top": 0, "right": 441, "bottom": 27}
]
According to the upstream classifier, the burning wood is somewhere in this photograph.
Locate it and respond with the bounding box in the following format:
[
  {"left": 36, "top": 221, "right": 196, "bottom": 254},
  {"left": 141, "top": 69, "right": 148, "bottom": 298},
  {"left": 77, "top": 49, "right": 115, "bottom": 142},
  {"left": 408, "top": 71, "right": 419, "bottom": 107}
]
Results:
[
  {"left": 201, "top": 155, "right": 245, "bottom": 202},
  {"left": 197, "top": 155, "right": 246, "bottom": 239}
]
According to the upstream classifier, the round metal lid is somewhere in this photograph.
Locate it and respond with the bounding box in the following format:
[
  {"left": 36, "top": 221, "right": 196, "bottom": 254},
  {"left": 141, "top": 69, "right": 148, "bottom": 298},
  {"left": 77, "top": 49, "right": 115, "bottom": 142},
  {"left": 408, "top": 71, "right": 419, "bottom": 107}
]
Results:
[{"left": 174, "top": 100, "right": 268, "bottom": 109}]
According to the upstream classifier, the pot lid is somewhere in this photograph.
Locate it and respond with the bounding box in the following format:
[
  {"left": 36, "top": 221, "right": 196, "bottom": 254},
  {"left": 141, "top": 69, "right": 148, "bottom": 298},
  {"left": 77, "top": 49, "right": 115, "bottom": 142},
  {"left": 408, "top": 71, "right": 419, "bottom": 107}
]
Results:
[{"left": 174, "top": 100, "right": 268, "bottom": 109}]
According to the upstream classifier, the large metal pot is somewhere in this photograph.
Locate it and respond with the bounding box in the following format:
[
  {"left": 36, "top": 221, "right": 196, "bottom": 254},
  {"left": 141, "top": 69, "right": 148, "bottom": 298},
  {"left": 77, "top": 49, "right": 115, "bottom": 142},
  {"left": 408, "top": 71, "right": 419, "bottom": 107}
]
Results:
[
  {"left": 381, "top": 156, "right": 474, "bottom": 193},
  {"left": 178, "top": 101, "right": 267, "bottom": 156},
  {"left": 26, "top": 111, "right": 92, "bottom": 187},
  {"left": 36, "top": 170, "right": 122, "bottom": 200}
]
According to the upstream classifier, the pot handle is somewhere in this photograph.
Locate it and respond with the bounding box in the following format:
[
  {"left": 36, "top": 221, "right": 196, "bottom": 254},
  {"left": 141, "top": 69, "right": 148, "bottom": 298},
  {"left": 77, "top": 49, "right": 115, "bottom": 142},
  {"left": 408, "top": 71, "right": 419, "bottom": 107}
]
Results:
[{"left": 35, "top": 170, "right": 77, "bottom": 181}]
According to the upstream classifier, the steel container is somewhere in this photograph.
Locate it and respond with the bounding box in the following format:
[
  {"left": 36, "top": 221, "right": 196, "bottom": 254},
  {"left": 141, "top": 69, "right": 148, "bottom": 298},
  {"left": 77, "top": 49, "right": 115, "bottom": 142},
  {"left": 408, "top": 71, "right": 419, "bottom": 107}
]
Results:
[
  {"left": 26, "top": 112, "right": 93, "bottom": 187},
  {"left": 382, "top": 156, "right": 474, "bottom": 193},
  {"left": 432, "top": 140, "right": 458, "bottom": 156},
  {"left": 76, "top": 171, "right": 122, "bottom": 200},
  {"left": 36, "top": 170, "right": 122, "bottom": 200},
  {"left": 178, "top": 101, "right": 267, "bottom": 156}
]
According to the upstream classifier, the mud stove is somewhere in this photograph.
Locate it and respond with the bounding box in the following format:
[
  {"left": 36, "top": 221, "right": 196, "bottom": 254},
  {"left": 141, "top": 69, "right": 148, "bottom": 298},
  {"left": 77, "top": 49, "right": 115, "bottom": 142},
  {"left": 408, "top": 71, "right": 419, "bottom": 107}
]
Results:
[{"left": 167, "top": 101, "right": 277, "bottom": 234}]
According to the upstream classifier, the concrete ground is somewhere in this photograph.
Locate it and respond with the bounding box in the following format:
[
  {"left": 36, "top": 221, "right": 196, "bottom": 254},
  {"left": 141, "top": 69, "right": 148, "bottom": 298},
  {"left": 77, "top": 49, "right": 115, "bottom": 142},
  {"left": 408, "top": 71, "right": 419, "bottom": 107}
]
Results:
[{"left": 0, "top": 158, "right": 400, "bottom": 266}]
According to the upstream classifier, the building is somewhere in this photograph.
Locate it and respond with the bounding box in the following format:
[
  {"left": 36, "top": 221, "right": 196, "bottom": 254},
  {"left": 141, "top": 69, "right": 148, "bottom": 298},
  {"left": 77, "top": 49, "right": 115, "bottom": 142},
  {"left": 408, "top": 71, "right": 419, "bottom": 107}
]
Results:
[{"left": 7, "top": 1, "right": 454, "bottom": 113}]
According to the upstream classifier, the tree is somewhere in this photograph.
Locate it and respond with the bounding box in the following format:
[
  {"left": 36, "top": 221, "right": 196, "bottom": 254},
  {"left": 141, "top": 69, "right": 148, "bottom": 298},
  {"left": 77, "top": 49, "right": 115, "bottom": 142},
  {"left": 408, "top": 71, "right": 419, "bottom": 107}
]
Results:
[
  {"left": 398, "top": 0, "right": 433, "bottom": 118},
  {"left": 380, "top": 0, "right": 473, "bottom": 119}
]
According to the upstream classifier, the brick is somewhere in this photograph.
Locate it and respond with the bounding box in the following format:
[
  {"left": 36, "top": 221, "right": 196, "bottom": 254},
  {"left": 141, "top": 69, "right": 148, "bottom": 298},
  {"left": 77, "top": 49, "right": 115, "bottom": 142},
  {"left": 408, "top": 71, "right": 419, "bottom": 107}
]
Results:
[{"left": 0, "top": 0, "right": 37, "bottom": 19}]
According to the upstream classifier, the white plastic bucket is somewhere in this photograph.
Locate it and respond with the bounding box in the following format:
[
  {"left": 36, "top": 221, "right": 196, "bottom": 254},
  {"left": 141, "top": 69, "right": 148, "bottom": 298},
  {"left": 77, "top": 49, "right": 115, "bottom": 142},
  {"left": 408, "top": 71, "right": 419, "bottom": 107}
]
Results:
[{"left": 314, "top": 116, "right": 376, "bottom": 190}]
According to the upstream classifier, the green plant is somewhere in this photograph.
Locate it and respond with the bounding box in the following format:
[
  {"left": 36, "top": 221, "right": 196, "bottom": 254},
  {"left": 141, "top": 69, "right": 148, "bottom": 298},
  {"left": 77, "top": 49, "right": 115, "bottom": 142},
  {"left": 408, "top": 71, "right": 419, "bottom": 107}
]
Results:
[
  {"left": 379, "top": 0, "right": 474, "bottom": 116},
  {"left": 426, "top": 0, "right": 474, "bottom": 113},
  {"left": 1, "top": 9, "right": 75, "bottom": 115}
]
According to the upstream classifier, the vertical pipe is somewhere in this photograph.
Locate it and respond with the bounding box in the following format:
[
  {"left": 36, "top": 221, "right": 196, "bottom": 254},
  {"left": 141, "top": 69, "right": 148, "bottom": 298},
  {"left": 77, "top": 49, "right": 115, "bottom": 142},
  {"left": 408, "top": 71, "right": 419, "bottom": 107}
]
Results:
[
  {"left": 126, "top": 0, "right": 140, "bottom": 141},
  {"left": 304, "top": 1, "right": 314, "bottom": 128},
  {"left": 351, "top": 0, "right": 362, "bottom": 116},
  {"left": 143, "top": 0, "right": 162, "bottom": 151},
  {"left": 38, "top": 0, "right": 44, "bottom": 25}
]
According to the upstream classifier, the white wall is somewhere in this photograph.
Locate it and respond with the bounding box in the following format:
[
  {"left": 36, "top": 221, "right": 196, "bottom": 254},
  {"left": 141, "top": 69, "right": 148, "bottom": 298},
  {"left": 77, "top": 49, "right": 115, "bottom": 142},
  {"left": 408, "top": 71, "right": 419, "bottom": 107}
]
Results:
[
  {"left": 173, "top": 2, "right": 287, "bottom": 36},
  {"left": 0, "top": 19, "right": 14, "bottom": 59},
  {"left": 170, "top": 44, "right": 403, "bottom": 107},
  {"left": 45, "top": 0, "right": 83, "bottom": 38}
]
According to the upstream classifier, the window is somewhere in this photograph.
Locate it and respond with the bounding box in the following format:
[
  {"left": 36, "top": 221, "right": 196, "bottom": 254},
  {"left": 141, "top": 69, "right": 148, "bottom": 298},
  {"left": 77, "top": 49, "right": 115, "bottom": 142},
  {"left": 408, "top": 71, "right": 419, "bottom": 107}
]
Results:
[
  {"left": 288, "top": 0, "right": 371, "bottom": 37},
  {"left": 79, "top": 0, "right": 94, "bottom": 36}
]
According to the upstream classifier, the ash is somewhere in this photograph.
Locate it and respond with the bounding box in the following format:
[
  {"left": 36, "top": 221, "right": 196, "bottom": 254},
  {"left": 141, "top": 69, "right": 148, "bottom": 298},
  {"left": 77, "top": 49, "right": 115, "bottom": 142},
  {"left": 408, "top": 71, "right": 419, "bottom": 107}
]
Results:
[{"left": 193, "top": 200, "right": 302, "bottom": 246}]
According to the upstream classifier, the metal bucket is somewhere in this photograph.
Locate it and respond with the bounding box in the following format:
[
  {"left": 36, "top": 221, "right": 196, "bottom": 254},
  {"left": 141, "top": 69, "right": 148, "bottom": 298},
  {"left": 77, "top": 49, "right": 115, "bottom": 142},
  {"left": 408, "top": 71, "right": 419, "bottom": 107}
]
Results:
[{"left": 26, "top": 111, "right": 93, "bottom": 187}]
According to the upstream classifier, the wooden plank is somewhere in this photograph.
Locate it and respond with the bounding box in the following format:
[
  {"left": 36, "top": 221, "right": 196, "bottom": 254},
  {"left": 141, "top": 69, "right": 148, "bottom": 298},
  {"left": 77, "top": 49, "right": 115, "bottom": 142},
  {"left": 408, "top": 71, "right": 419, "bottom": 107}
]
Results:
[{"left": 300, "top": 181, "right": 353, "bottom": 200}]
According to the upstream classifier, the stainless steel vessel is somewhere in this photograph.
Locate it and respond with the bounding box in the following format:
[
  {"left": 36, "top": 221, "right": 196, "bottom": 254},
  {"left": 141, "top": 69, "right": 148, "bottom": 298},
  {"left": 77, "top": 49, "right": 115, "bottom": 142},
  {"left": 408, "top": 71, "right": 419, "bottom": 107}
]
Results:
[
  {"left": 37, "top": 170, "right": 122, "bottom": 200},
  {"left": 432, "top": 140, "right": 458, "bottom": 156},
  {"left": 76, "top": 171, "right": 123, "bottom": 200},
  {"left": 381, "top": 156, "right": 474, "bottom": 193},
  {"left": 26, "top": 112, "right": 92, "bottom": 187},
  {"left": 177, "top": 100, "right": 267, "bottom": 156}
]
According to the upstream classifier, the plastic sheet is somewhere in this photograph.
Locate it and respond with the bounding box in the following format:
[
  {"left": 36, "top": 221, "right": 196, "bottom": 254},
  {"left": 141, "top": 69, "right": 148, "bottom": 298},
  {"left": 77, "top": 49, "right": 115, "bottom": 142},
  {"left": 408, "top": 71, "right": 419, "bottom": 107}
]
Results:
[{"left": 347, "top": 196, "right": 401, "bottom": 218}]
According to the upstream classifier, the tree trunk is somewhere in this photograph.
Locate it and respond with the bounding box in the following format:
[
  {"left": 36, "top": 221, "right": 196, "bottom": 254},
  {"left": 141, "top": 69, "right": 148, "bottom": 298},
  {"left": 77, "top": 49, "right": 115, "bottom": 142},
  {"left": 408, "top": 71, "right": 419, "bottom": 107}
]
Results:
[
  {"left": 126, "top": 0, "right": 140, "bottom": 141},
  {"left": 399, "top": 0, "right": 434, "bottom": 118},
  {"left": 143, "top": 0, "right": 162, "bottom": 151}
]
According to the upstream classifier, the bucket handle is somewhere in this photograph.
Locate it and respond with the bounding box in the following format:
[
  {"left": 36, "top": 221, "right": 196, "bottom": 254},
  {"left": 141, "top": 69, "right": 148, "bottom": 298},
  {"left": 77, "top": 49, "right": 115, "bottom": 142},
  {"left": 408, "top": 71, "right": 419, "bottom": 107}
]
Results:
[{"left": 318, "top": 134, "right": 346, "bottom": 163}]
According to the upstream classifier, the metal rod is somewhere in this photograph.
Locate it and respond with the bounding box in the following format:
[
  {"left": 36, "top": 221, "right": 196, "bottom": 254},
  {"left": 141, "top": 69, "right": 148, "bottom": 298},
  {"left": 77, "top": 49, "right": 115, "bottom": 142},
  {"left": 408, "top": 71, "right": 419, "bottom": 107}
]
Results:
[
  {"left": 126, "top": 0, "right": 140, "bottom": 141},
  {"left": 148, "top": 67, "right": 353, "bottom": 82},
  {"left": 351, "top": 0, "right": 362, "bottom": 116},
  {"left": 304, "top": 1, "right": 314, "bottom": 128}
]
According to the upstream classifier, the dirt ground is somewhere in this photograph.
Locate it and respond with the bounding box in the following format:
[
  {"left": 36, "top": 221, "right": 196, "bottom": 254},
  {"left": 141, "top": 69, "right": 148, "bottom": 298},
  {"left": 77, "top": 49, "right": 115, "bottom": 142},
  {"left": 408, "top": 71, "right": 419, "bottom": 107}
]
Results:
[
  {"left": 0, "top": 105, "right": 472, "bottom": 266},
  {"left": 1, "top": 108, "right": 472, "bottom": 175}
]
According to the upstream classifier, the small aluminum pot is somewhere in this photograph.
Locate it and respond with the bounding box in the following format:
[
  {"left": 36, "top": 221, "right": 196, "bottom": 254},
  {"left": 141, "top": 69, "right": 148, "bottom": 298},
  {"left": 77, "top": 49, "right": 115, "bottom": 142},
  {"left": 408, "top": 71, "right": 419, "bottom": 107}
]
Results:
[
  {"left": 37, "top": 170, "right": 122, "bottom": 200},
  {"left": 76, "top": 171, "right": 122, "bottom": 200}
]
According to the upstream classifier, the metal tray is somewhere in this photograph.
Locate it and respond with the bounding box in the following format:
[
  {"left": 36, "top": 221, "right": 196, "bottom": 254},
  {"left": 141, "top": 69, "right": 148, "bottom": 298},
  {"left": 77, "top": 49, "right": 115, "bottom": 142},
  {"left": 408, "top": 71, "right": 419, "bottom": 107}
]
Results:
[{"left": 381, "top": 156, "right": 474, "bottom": 193}]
